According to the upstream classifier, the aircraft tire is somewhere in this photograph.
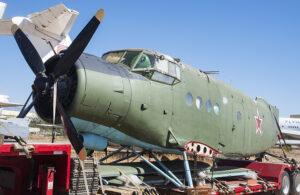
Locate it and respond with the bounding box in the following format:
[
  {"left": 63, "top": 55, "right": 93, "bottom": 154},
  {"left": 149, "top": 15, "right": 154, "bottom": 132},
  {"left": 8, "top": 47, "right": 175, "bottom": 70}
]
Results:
[
  {"left": 276, "top": 171, "right": 290, "bottom": 195},
  {"left": 290, "top": 172, "right": 300, "bottom": 195}
]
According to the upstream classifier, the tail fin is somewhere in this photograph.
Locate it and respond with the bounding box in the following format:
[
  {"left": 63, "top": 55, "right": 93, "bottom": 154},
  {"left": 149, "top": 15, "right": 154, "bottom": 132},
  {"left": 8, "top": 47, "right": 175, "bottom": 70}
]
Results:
[
  {"left": 0, "top": 3, "right": 79, "bottom": 61},
  {"left": 0, "top": 2, "right": 6, "bottom": 19}
]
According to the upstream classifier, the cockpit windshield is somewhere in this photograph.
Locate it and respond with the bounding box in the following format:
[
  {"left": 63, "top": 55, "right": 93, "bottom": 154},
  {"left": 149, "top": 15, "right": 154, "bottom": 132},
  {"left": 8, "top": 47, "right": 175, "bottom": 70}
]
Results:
[
  {"left": 119, "top": 51, "right": 141, "bottom": 67},
  {"left": 102, "top": 49, "right": 181, "bottom": 85},
  {"left": 102, "top": 50, "right": 143, "bottom": 68},
  {"left": 102, "top": 51, "right": 125, "bottom": 64},
  {"left": 134, "top": 53, "right": 155, "bottom": 69}
]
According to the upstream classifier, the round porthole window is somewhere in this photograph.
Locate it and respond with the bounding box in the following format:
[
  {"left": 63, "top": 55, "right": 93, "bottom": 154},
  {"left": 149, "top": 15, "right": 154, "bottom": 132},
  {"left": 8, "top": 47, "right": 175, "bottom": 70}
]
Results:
[
  {"left": 214, "top": 103, "right": 220, "bottom": 115},
  {"left": 223, "top": 97, "right": 228, "bottom": 105},
  {"left": 196, "top": 97, "right": 202, "bottom": 110},
  {"left": 206, "top": 100, "right": 212, "bottom": 113},
  {"left": 185, "top": 92, "right": 193, "bottom": 106}
]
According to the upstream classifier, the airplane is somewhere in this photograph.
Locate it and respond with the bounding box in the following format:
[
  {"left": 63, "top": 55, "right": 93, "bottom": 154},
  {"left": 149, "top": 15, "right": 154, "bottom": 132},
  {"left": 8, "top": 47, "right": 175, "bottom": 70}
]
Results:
[
  {"left": 3, "top": 4, "right": 282, "bottom": 162},
  {"left": 0, "top": 3, "right": 186, "bottom": 154},
  {"left": 279, "top": 116, "right": 300, "bottom": 145}
]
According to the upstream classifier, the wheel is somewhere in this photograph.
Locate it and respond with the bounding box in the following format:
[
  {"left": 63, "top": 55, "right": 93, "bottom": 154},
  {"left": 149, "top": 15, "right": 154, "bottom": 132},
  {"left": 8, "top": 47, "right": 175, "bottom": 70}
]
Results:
[
  {"left": 291, "top": 172, "right": 300, "bottom": 195},
  {"left": 276, "top": 171, "right": 290, "bottom": 195}
]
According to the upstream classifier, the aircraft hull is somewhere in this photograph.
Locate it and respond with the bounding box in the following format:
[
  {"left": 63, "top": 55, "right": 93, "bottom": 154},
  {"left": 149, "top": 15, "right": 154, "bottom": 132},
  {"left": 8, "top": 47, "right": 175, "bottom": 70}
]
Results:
[
  {"left": 67, "top": 53, "right": 278, "bottom": 157},
  {"left": 71, "top": 117, "right": 180, "bottom": 154}
]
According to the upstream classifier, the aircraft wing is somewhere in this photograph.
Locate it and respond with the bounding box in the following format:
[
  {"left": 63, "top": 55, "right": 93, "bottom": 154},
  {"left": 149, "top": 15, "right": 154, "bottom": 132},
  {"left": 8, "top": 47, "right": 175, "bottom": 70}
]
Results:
[
  {"left": 0, "top": 102, "right": 22, "bottom": 108},
  {"left": 0, "top": 3, "right": 78, "bottom": 61},
  {"left": 285, "top": 140, "right": 300, "bottom": 145},
  {"left": 27, "top": 4, "right": 77, "bottom": 38},
  {"left": 281, "top": 129, "right": 300, "bottom": 140},
  {"left": 0, "top": 3, "right": 78, "bottom": 36},
  {"left": 278, "top": 139, "right": 300, "bottom": 146},
  {"left": 0, "top": 118, "right": 30, "bottom": 139},
  {"left": 0, "top": 19, "right": 11, "bottom": 35}
]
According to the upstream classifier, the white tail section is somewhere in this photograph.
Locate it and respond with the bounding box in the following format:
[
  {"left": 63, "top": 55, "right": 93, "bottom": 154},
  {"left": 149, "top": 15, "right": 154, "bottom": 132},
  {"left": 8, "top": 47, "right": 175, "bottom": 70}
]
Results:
[
  {"left": 0, "top": 3, "right": 79, "bottom": 62},
  {"left": 0, "top": 2, "right": 6, "bottom": 19}
]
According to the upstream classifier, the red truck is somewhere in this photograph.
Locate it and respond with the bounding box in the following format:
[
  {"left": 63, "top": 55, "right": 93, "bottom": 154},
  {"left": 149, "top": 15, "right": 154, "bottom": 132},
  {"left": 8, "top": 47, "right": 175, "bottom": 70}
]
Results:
[{"left": 0, "top": 143, "right": 299, "bottom": 195}]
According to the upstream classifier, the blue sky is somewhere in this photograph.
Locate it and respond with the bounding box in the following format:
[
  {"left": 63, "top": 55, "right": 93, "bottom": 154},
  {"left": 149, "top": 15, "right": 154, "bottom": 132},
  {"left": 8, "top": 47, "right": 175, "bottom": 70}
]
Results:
[{"left": 0, "top": 1, "right": 299, "bottom": 117}]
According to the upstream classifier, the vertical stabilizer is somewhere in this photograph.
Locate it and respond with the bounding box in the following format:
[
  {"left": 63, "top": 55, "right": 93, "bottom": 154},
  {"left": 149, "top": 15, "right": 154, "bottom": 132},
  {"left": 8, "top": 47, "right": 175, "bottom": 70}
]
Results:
[{"left": 0, "top": 2, "right": 6, "bottom": 19}]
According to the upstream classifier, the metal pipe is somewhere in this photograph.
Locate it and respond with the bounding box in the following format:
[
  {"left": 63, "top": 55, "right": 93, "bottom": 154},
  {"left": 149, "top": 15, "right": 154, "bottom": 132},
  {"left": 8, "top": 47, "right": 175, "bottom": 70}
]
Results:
[
  {"left": 183, "top": 151, "right": 193, "bottom": 187},
  {"left": 97, "top": 161, "right": 106, "bottom": 195},
  {"left": 151, "top": 152, "right": 184, "bottom": 187},
  {"left": 99, "top": 146, "right": 126, "bottom": 163},
  {"left": 133, "top": 151, "right": 182, "bottom": 188},
  {"left": 110, "top": 152, "right": 137, "bottom": 164}
]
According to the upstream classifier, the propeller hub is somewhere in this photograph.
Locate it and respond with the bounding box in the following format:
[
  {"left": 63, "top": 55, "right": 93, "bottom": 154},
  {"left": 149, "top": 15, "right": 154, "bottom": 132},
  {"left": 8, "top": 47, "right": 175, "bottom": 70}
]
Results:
[{"left": 33, "top": 73, "right": 51, "bottom": 95}]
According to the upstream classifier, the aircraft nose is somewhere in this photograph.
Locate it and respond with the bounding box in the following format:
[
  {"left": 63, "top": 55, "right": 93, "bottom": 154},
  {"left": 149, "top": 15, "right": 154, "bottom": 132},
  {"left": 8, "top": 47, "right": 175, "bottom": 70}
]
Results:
[{"left": 70, "top": 54, "right": 131, "bottom": 126}]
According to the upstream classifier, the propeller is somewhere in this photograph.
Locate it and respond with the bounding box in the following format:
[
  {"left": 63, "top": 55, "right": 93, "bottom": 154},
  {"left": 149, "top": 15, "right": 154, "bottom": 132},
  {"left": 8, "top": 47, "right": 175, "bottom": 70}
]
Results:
[
  {"left": 11, "top": 25, "right": 45, "bottom": 76},
  {"left": 11, "top": 9, "right": 105, "bottom": 160},
  {"left": 57, "top": 100, "right": 87, "bottom": 160},
  {"left": 17, "top": 91, "right": 34, "bottom": 118},
  {"left": 52, "top": 9, "right": 104, "bottom": 79}
]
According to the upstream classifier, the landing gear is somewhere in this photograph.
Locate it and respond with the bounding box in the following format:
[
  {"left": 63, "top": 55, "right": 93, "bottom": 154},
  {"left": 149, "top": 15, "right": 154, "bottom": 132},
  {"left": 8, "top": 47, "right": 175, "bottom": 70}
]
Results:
[
  {"left": 276, "top": 171, "right": 290, "bottom": 195},
  {"left": 291, "top": 172, "right": 300, "bottom": 195}
]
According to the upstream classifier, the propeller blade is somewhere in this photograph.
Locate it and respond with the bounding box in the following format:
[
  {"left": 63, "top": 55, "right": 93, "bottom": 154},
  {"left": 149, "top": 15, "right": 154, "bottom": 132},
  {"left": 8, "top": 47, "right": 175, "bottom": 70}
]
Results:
[
  {"left": 17, "top": 92, "right": 33, "bottom": 118},
  {"left": 11, "top": 25, "right": 45, "bottom": 76},
  {"left": 52, "top": 9, "right": 105, "bottom": 78},
  {"left": 17, "top": 100, "right": 35, "bottom": 118},
  {"left": 56, "top": 100, "right": 86, "bottom": 160}
]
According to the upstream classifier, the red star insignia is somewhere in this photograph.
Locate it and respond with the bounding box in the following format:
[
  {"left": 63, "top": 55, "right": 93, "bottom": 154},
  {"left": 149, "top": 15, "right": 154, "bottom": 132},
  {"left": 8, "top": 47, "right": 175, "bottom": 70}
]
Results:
[{"left": 255, "top": 110, "right": 263, "bottom": 134}]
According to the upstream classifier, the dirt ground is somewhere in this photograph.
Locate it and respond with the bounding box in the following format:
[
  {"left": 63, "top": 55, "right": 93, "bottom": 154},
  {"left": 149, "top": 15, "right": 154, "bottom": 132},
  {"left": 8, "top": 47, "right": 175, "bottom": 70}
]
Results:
[{"left": 265, "top": 147, "right": 300, "bottom": 163}]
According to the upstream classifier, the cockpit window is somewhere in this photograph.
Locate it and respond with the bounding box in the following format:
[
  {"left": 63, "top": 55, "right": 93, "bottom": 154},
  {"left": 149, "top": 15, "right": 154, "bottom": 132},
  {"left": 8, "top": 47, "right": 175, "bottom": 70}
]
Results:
[
  {"left": 151, "top": 71, "right": 175, "bottom": 85},
  {"left": 102, "top": 50, "right": 142, "bottom": 68},
  {"left": 103, "top": 49, "right": 181, "bottom": 85},
  {"left": 119, "top": 51, "right": 141, "bottom": 67},
  {"left": 134, "top": 53, "right": 155, "bottom": 69},
  {"left": 102, "top": 51, "right": 125, "bottom": 64}
]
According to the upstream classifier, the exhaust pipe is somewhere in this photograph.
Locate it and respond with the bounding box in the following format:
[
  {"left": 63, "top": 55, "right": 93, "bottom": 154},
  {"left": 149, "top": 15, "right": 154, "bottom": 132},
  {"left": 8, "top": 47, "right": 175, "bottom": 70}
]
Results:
[{"left": 0, "top": 2, "right": 7, "bottom": 19}]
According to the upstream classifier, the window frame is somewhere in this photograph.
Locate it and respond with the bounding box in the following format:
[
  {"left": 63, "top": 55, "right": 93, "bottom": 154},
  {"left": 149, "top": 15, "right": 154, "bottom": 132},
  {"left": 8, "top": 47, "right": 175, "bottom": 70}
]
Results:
[
  {"left": 103, "top": 50, "right": 182, "bottom": 85},
  {"left": 132, "top": 51, "right": 181, "bottom": 85}
]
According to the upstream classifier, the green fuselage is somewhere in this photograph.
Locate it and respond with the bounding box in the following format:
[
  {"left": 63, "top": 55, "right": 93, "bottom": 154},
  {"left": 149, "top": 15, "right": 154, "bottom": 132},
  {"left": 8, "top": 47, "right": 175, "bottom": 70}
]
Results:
[{"left": 69, "top": 51, "right": 278, "bottom": 157}]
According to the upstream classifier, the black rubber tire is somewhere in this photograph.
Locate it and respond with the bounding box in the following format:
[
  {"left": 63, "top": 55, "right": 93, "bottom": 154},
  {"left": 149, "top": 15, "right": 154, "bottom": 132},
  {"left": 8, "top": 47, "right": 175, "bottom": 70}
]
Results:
[
  {"left": 290, "top": 172, "right": 300, "bottom": 195},
  {"left": 276, "top": 171, "right": 290, "bottom": 195}
]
